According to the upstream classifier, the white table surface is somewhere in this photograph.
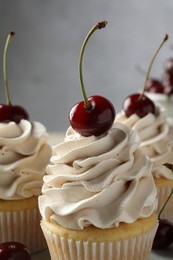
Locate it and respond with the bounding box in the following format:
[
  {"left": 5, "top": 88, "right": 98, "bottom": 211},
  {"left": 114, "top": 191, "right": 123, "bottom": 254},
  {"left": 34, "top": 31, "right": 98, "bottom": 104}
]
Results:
[
  {"left": 32, "top": 248, "right": 173, "bottom": 260},
  {"left": 46, "top": 133, "right": 173, "bottom": 259}
]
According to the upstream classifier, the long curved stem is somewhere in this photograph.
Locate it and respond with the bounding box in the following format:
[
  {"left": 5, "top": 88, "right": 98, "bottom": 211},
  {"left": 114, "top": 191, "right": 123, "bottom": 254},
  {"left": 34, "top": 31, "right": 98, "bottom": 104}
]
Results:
[
  {"left": 79, "top": 21, "right": 107, "bottom": 108},
  {"left": 139, "top": 34, "right": 168, "bottom": 99},
  {"left": 3, "top": 31, "right": 15, "bottom": 105}
]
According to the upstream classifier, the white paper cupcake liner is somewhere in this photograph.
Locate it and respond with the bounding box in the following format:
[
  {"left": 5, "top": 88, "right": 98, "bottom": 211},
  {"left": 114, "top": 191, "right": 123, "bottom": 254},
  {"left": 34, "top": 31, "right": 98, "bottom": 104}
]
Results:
[
  {"left": 41, "top": 223, "right": 158, "bottom": 260},
  {"left": 156, "top": 185, "right": 173, "bottom": 222},
  {"left": 0, "top": 207, "right": 47, "bottom": 254}
]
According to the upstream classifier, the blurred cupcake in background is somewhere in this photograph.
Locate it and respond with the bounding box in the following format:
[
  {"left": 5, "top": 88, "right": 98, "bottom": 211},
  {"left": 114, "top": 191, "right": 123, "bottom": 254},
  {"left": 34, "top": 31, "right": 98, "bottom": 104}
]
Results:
[
  {"left": 0, "top": 31, "right": 52, "bottom": 253},
  {"left": 0, "top": 120, "right": 51, "bottom": 253}
]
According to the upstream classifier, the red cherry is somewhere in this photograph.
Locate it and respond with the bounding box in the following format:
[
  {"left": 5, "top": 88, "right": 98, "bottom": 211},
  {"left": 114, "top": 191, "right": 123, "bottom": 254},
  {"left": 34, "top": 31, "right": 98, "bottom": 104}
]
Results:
[
  {"left": 0, "top": 104, "right": 29, "bottom": 123},
  {"left": 0, "top": 241, "right": 31, "bottom": 260},
  {"left": 123, "top": 35, "right": 168, "bottom": 118},
  {"left": 69, "top": 21, "right": 115, "bottom": 136},
  {"left": 123, "top": 93, "right": 156, "bottom": 118},
  {"left": 145, "top": 78, "right": 165, "bottom": 94},
  {"left": 152, "top": 219, "right": 173, "bottom": 250},
  {"left": 69, "top": 95, "right": 115, "bottom": 137},
  {"left": 1, "top": 31, "right": 29, "bottom": 124}
]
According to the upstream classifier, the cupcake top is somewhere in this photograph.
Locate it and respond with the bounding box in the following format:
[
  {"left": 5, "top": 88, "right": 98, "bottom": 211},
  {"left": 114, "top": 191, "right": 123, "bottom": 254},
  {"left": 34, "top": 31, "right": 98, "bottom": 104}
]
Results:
[
  {"left": 39, "top": 122, "right": 157, "bottom": 230},
  {"left": 116, "top": 107, "right": 173, "bottom": 180},
  {"left": 0, "top": 119, "right": 51, "bottom": 200}
]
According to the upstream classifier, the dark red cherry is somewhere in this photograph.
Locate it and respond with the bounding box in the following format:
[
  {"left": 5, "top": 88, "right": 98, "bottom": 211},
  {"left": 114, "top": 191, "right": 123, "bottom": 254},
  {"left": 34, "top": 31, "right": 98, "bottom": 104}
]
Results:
[
  {"left": 164, "top": 57, "right": 173, "bottom": 74},
  {"left": 123, "top": 93, "right": 156, "bottom": 118},
  {"left": 145, "top": 78, "right": 165, "bottom": 94},
  {"left": 69, "top": 21, "right": 115, "bottom": 136},
  {"left": 0, "top": 241, "right": 31, "bottom": 260},
  {"left": 152, "top": 219, "right": 173, "bottom": 250},
  {"left": 69, "top": 95, "right": 115, "bottom": 136},
  {"left": 123, "top": 35, "right": 168, "bottom": 118},
  {"left": 162, "top": 72, "right": 173, "bottom": 95},
  {"left": 0, "top": 104, "right": 29, "bottom": 123},
  {"left": 1, "top": 31, "right": 30, "bottom": 124}
]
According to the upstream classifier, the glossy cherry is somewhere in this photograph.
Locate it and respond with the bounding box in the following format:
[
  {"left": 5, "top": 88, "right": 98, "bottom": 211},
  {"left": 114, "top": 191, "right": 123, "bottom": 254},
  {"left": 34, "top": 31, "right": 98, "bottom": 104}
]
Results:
[
  {"left": 123, "top": 93, "right": 156, "bottom": 118},
  {"left": 0, "top": 31, "right": 29, "bottom": 123},
  {"left": 70, "top": 95, "right": 115, "bottom": 136},
  {"left": 0, "top": 104, "right": 29, "bottom": 123},
  {"left": 69, "top": 21, "right": 115, "bottom": 136},
  {"left": 152, "top": 219, "right": 173, "bottom": 250},
  {"left": 0, "top": 241, "right": 31, "bottom": 260},
  {"left": 123, "top": 34, "right": 168, "bottom": 118},
  {"left": 145, "top": 78, "right": 165, "bottom": 94}
]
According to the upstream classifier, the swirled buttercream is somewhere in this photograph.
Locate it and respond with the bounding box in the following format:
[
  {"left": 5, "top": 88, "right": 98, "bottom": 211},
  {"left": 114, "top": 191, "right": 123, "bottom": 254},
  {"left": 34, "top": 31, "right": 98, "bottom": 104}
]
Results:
[
  {"left": 0, "top": 120, "right": 51, "bottom": 200},
  {"left": 116, "top": 107, "right": 173, "bottom": 179},
  {"left": 39, "top": 123, "right": 157, "bottom": 230}
]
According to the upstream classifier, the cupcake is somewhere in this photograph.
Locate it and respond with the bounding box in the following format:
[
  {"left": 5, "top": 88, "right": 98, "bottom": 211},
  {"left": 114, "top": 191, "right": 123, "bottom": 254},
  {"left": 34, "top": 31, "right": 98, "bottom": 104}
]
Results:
[
  {"left": 39, "top": 122, "right": 158, "bottom": 260},
  {"left": 0, "top": 31, "right": 52, "bottom": 253},
  {"left": 116, "top": 106, "right": 173, "bottom": 221},
  {"left": 0, "top": 120, "right": 52, "bottom": 253}
]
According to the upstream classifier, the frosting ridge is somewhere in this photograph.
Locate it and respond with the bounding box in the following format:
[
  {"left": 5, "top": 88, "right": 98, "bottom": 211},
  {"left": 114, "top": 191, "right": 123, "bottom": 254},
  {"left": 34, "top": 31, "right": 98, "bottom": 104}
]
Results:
[
  {"left": 0, "top": 120, "right": 51, "bottom": 200},
  {"left": 116, "top": 108, "right": 173, "bottom": 179}
]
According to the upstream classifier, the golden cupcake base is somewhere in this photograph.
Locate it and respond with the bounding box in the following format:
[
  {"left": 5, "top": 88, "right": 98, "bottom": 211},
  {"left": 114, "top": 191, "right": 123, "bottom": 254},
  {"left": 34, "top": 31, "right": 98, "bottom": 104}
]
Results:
[{"left": 41, "top": 214, "right": 158, "bottom": 260}]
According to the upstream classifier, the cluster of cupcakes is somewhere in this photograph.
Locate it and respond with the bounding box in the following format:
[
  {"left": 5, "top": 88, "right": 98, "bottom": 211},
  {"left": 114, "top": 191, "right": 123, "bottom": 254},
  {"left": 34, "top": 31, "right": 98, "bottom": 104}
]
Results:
[{"left": 1, "top": 21, "right": 173, "bottom": 260}]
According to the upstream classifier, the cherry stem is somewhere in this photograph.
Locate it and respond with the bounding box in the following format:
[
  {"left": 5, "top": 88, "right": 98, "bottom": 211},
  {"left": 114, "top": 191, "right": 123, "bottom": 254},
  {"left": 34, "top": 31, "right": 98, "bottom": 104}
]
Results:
[
  {"left": 79, "top": 20, "right": 108, "bottom": 109},
  {"left": 3, "top": 31, "right": 15, "bottom": 105},
  {"left": 139, "top": 34, "right": 168, "bottom": 99},
  {"left": 158, "top": 187, "right": 173, "bottom": 219}
]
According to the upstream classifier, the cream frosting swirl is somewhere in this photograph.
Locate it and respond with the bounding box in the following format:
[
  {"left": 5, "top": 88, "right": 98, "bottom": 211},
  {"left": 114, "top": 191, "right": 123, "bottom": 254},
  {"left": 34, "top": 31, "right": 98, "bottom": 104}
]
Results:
[
  {"left": 116, "top": 107, "right": 173, "bottom": 179},
  {"left": 0, "top": 120, "right": 51, "bottom": 200},
  {"left": 39, "top": 123, "right": 157, "bottom": 230}
]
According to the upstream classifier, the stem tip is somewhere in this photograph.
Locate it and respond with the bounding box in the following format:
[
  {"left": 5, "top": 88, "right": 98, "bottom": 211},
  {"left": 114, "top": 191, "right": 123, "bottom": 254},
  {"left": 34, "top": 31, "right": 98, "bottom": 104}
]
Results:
[
  {"left": 10, "top": 31, "right": 15, "bottom": 36},
  {"left": 164, "top": 34, "right": 168, "bottom": 41},
  {"left": 97, "top": 20, "right": 108, "bottom": 29}
]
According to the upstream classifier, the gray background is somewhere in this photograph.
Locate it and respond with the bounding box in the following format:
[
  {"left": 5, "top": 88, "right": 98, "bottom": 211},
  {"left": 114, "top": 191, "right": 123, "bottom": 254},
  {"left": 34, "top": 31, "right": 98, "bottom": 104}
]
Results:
[{"left": 0, "top": 0, "right": 173, "bottom": 132}]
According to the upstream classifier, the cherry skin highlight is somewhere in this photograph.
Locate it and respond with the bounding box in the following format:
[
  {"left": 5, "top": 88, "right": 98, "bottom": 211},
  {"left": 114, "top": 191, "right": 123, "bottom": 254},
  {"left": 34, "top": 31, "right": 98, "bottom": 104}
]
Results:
[
  {"left": 152, "top": 219, "right": 173, "bottom": 250},
  {"left": 123, "top": 93, "right": 156, "bottom": 118},
  {"left": 0, "top": 104, "right": 29, "bottom": 123},
  {"left": 69, "top": 95, "right": 115, "bottom": 137},
  {"left": 0, "top": 241, "right": 31, "bottom": 260}
]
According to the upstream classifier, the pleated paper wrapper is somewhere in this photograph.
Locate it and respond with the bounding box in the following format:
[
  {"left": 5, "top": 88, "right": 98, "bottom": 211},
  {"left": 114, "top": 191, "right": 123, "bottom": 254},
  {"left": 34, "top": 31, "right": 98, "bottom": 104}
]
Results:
[
  {"left": 41, "top": 222, "right": 158, "bottom": 260},
  {"left": 0, "top": 207, "right": 47, "bottom": 253}
]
